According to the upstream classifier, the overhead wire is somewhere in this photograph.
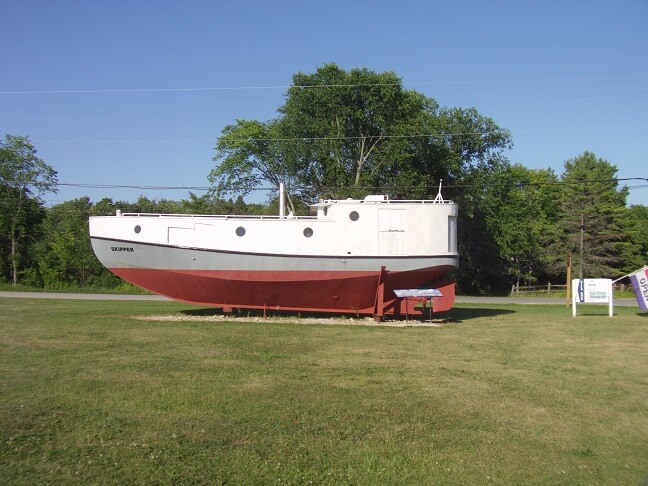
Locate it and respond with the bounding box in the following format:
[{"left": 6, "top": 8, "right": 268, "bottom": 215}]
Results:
[
  {"left": 37, "top": 177, "right": 648, "bottom": 193},
  {"left": 1, "top": 74, "right": 646, "bottom": 95},
  {"left": 30, "top": 122, "right": 648, "bottom": 144},
  {"left": 4, "top": 74, "right": 646, "bottom": 203},
  {"left": 4, "top": 74, "right": 643, "bottom": 144},
  {"left": 33, "top": 132, "right": 504, "bottom": 143}
]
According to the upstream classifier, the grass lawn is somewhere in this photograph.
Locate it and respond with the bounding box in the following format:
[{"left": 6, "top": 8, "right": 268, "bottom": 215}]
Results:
[{"left": 1, "top": 298, "right": 647, "bottom": 485}]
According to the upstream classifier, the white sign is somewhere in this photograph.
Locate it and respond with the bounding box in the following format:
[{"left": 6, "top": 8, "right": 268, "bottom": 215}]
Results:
[
  {"left": 578, "top": 279, "right": 611, "bottom": 303},
  {"left": 572, "top": 279, "right": 613, "bottom": 317},
  {"left": 393, "top": 288, "right": 443, "bottom": 298}
]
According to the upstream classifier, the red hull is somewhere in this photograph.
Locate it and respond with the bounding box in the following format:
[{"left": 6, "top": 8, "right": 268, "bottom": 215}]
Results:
[{"left": 111, "top": 268, "right": 455, "bottom": 317}]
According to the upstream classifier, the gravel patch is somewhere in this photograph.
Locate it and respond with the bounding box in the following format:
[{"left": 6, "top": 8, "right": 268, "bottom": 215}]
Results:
[{"left": 133, "top": 314, "right": 447, "bottom": 327}]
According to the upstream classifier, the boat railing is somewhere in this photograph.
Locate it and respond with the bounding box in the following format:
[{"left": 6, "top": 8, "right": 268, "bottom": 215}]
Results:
[
  {"left": 388, "top": 199, "right": 454, "bottom": 204},
  {"left": 320, "top": 198, "right": 455, "bottom": 205},
  {"left": 317, "top": 181, "right": 453, "bottom": 204},
  {"left": 118, "top": 213, "right": 319, "bottom": 220},
  {"left": 116, "top": 196, "right": 454, "bottom": 219}
]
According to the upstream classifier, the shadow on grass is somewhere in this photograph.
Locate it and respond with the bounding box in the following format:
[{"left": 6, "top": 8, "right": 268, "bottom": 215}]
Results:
[
  {"left": 180, "top": 306, "right": 515, "bottom": 324},
  {"left": 439, "top": 307, "right": 515, "bottom": 322},
  {"left": 576, "top": 307, "right": 648, "bottom": 317}
]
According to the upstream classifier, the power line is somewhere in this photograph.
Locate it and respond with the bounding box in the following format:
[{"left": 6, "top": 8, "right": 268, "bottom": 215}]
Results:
[
  {"left": 30, "top": 123, "right": 647, "bottom": 145},
  {"left": 57, "top": 183, "right": 213, "bottom": 191},
  {"left": 34, "top": 132, "right": 505, "bottom": 144},
  {"left": 2, "top": 75, "right": 645, "bottom": 95},
  {"left": 36, "top": 179, "right": 648, "bottom": 208},
  {"left": 47, "top": 177, "right": 648, "bottom": 193}
]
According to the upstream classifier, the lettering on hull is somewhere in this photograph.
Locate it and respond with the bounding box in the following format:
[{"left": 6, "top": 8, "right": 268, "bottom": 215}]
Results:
[{"left": 111, "top": 247, "right": 135, "bottom": 252}]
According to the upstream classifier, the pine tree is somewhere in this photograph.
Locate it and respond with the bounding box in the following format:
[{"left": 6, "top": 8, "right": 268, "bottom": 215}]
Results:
[{"left": 549, "top": 152, "right": 639, "bottom": 279}]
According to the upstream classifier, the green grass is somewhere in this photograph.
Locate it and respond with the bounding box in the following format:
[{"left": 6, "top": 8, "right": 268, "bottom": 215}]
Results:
[{"left": 1, "top": 299, "right": 647, "bottom": 485}]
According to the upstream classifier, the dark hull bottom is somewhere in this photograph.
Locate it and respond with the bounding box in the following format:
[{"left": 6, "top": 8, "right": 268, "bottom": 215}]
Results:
[{"left": 111, "top": 268, "right": 456, "bottom": 317}]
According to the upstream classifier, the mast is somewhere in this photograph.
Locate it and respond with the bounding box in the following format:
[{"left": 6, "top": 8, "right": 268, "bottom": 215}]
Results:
[{"left": 279, "top": 182, "right": 286, "bottom": 219}]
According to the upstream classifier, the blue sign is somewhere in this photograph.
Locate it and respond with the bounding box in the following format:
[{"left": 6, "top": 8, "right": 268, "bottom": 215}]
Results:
[{"left": 577, "top": 279, "right": 585, "bottom": 303}]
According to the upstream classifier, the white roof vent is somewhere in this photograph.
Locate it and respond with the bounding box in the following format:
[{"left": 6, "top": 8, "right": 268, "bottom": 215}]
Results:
[{"left": 364, "top": 195, "right": 389, "bottom": 202}]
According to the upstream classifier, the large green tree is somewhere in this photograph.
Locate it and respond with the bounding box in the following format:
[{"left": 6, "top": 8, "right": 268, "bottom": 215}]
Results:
[
  {"left": 0, "top": 134, "right": 57, "bottom": 285},
  {"left": 627, "top": 204, "right": 648, "bottom": 264},
  {"left": 492, "top": 165, "right": 560, "bottom": 288},
  {"left": 210, "top": 64, "right": 511, "bottom": 207},
  {"left": 547, "top": 152, "right": 641, "bottom": 279},
  {"left": 453, "top": 164, "right": 560, "bottom": 293},
  {"left": 38, "top": 197, "right": 112, "bottom": 288},
  {"left": 210, "top": 120, "right": 301, "bottom": 212}
]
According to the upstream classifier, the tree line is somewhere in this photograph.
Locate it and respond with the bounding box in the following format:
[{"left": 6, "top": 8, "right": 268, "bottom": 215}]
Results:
[{"left": 2, "top": 64, "right": 647, "bottom": 294}]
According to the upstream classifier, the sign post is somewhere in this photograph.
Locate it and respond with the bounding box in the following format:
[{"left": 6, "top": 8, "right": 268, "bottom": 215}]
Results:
[{"left": 572, "top": 278, "right": 613, "bottom": 317}]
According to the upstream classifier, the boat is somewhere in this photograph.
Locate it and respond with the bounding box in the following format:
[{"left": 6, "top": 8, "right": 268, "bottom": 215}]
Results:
[{"left": 89, "top": 186, "right": 459, "bottom": 320}]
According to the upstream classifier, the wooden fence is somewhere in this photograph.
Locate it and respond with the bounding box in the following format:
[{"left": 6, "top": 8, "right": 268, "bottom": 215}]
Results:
[{"left": 510, "top": 283, "right": 629, "bottom": 297}]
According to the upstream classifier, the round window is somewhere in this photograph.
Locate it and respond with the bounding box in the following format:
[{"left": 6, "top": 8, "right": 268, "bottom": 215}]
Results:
[
  {"left": 236, "top": 226, "right": 246, "bottom": 237},
  {"left": 134, "top": 225, "right": 141, "bottom": 234},
  {"left": 303, "top": 227, "right": 314, "bottom": 238},
  {"left": 349, "top": 211, "right": 359, "bottom": 221}
]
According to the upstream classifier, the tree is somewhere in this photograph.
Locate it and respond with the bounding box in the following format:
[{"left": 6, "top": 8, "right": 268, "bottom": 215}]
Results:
[
  {"left": 92, "top": 196, "right": 184, "bottom": 215},
  {"left": 210, "top": 120, "right": 301, "bottom": 213},
  {"left": 210, "top": 64, "right": 511, "bottom": 208},
  {"left": 454, "top": 166, "right": 511, "bottom": 294},
  {"left": 453, "top": 162, "right": 575, "bottom": 294},
  {"left": 0, "top": 134, "right": 57, "bottom": 285},
  {"left": 278, "top": 65, "right": 422, "bottom": 199},
  {"left": 491, "top": 165, "right": 561, "bottom": 288},
  {"left": 627, "top": 204, "right": 648, "bottom": 264},
  {"left": 178, "top": 192, "right": 218, "bottom": 215},
  {"left": 38, "top": 197, "right": 111, "bottom": 288},
  {"left": 548, "top": 152, "right": 640, "bottom": 279},
  {"left": 453, "top": 163, "right": 517, "bottom": 293}
]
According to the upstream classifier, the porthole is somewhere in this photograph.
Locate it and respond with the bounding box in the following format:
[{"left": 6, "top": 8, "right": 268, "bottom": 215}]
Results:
[
  {"left": 236, "top": 226, "right": 246, "bottom": 237},
  {"left": 349, "top": 211, "right": 359, "bottom": 221},
  {"left": 134, "top": 225, "right": 141, "bottom": 234},
  {"left": 303, "top": 227, "right": 314, "bottom": 238}
]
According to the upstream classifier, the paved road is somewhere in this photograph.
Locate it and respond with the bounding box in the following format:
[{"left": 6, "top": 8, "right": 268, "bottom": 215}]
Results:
[
  {"left": 0, "top": 291, "right": 169, "bottom": 301},
  {"left": 0, "top": 291, "right": 639, "bottom": 307},
  {"left": 456, "top": 296, "right": 637, "bottom": 307}
]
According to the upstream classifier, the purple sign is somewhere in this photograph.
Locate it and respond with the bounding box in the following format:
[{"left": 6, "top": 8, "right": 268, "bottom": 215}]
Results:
[{"left": 629, "top": 267, "right": 648, "bottom": 311}]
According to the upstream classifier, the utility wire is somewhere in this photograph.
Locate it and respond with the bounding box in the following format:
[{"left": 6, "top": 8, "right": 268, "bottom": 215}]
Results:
[
  {"left": 34, "top": 132, "right": 507, "bottom": 143},
  {"left": 1, "top": 74, "right": 646, "bottom": 95},
  {"left": 32, "top": 122, "right": 648, "bottom": 144},
  {"left": 43, "top": 177, "right": 648, "bottom": 193}
]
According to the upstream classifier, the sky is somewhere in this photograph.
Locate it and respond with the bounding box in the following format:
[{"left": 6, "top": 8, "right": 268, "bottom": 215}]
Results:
[{"left": 1, "top": 0, "right": 647, "bottom": 207}]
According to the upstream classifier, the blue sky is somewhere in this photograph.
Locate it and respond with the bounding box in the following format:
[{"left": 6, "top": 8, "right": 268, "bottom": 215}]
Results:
[{"left": 1, "top": 0, "right": 647, "bottom": 206}]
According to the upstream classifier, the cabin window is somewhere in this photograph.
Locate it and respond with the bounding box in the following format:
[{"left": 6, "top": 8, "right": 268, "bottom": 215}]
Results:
[
  {"left": 134, "top": 225, "right": 141, "bottom": 234},
  {"left": 349, "top": 211, "right": 359, "bottom": 221},
  {"left": 236, "top": 226, "right": 246, "bottom": 237},
  {"left": 303, "top": 227, "right": 314, "bottom": 238}
]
